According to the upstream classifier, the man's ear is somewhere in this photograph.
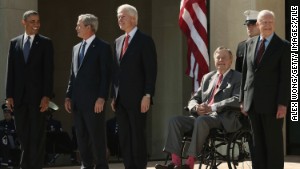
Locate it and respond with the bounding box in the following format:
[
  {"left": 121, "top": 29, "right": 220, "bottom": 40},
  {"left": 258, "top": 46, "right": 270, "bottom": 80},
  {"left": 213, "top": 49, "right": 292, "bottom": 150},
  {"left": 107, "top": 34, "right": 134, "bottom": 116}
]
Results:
[{"left": 21, "top": 19, "right": 26, "bottom": 26}]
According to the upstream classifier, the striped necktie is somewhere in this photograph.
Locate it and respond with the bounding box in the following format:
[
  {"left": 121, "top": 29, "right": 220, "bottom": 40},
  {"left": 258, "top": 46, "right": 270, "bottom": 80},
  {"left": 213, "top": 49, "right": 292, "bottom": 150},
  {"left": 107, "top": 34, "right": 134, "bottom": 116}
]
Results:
[
  {"left": 78, "top": 41, "right": 86, "bottom": 67},
  {"left": 208, "top": 74, "right": 223, "bottom": 106},
  {"left": 255, "top": 38, "right": 266, "bottom": 66}
]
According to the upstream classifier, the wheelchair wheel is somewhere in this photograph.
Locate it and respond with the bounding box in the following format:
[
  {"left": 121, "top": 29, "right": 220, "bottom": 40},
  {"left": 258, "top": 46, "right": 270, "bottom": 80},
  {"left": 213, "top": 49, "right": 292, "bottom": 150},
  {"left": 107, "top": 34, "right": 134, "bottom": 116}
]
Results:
[
  {"left": 198, "top": 139, "right": 218, "bottom": 169},
  {"left": 227, "top": 130, "right": 252, "bottom": 169}
]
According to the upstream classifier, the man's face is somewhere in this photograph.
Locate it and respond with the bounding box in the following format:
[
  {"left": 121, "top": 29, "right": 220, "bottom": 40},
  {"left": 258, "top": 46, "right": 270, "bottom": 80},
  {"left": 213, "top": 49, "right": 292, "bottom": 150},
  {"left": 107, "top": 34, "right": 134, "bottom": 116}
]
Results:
[
  {"left": 22, "top": 14, "right": 40, "bottom": 35},
  {"left": 246, "top": 23, "right": 260, "bottom": 38},
  {"left": 75, "top": 20, "right": 90, "bottom": 39},
  {"left": 117, "top": 10, "right": 135, "bottom": 33},
  {"left": 214, "top": 49, "right": 232, "bottom": 73},
  {"left": 257, "top": 14, "right": 275, "bottom": 38}
]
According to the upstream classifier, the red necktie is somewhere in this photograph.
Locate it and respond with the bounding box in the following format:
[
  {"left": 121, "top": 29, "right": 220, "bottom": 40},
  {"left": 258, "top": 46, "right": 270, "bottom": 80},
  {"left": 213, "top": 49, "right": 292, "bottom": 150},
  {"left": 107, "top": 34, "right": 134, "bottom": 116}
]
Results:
[
  {"left": 208, "top": 74, "right": 223, "bottom": 106},
  {"left": 255, "top": 38, "right": 266, "bottom": 65},
  {"left": 120, "top": 34, "right": 130, "bottom": 60}
]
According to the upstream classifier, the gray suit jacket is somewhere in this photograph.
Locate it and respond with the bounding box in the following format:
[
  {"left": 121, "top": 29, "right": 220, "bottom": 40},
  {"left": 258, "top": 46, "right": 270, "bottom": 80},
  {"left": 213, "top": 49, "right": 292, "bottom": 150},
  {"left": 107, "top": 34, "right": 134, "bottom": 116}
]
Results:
[{"left": 188, "top": 69, "right": 242, "bottom": 132}]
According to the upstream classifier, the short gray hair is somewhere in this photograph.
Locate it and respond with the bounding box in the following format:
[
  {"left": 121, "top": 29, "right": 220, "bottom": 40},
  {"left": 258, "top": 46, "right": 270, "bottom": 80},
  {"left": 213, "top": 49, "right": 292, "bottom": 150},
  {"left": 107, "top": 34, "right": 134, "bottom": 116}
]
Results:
[
  {"left": 257, "top": 10, "right": 275, "bottom": 21},
  {"left": 23, "top": 10, "right": 39, "bottom": 20},
  {"left": 78, "top": 14, "right": 98, "bottom": 33},
  {"left": 117, "top": 4, "right": 138, "bottom": 24},
  {"left": 214, "top": 46, "right": 233, "bottom": 60}
]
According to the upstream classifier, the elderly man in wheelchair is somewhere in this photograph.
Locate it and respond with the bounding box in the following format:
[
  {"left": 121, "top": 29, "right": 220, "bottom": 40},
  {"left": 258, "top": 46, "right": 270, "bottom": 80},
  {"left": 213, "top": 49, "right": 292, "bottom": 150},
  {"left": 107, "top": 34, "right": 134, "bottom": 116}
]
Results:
[{"left": 156, "top": 47, "right": 251, "bottom": 169}]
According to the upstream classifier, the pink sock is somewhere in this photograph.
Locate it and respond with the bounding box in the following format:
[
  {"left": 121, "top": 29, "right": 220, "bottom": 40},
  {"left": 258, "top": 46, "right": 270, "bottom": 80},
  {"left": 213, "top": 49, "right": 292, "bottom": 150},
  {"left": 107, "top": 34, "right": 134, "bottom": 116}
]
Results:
[
  {"left": 171, "top": 153, "right": 181, "bottom": 166},
  {"left": 186, "top": 156, "right": 195, "bottom": 169}
]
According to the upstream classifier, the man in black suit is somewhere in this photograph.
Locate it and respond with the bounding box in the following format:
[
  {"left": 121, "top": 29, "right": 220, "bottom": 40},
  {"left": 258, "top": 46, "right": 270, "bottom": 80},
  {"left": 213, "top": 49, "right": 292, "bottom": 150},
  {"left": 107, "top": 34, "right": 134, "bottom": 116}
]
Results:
[
  {"left": 111, "top": 4, "right": 157, "bottom": 169},
  {"left": 235, "top": 10, "right": 260, "bottom": 72},
  {"left": 5, "top": 10, "right": 54, "bottom": 169},
  {"left": 65, "top": 14, "right": 112, "bottom": 169},
  {"left": 240, "top": 10, "right": 290, "bottom": 169}
]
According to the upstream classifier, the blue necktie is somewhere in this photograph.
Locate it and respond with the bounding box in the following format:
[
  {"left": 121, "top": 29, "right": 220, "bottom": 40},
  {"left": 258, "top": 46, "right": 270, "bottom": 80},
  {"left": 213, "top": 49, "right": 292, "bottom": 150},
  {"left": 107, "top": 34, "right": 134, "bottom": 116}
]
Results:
[
  {"left": 23, "top": 36, "right": 31, "bottom": 63},
  {"left": 78, "top": 41, "right": 86, "bottom": 67}
]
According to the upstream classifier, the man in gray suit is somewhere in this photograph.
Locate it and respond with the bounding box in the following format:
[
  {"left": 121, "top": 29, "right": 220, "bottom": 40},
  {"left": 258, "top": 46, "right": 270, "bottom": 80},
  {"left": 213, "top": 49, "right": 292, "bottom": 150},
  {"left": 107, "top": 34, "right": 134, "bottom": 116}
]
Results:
[
  {"left": 240, "top": 10, "right": 290, "bottom": 169},
  {"left": 156, "top": 47, "right": 241, "bottom": 169},
  {"left": 65, "top": 14, "right": 112, "bottom": 169}
]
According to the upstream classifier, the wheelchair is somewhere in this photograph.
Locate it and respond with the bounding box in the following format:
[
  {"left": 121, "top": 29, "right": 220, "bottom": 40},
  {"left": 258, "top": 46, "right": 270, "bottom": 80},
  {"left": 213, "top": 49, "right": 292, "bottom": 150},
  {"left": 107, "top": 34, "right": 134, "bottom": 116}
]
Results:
[{"left": 165, "top": 114, "right": 253, "bottom": 169}]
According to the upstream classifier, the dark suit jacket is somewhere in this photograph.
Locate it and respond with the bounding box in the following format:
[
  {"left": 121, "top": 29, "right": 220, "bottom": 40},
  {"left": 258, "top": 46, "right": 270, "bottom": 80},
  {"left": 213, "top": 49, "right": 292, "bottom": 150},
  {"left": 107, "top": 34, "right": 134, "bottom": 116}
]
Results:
[
  {"left": 188, "top": 69, "right": 242, "bottom": 132},
  {"left": 235, "top": 40, "right": 246, "bottom": 72},
  {"left": 6, "top": 34, "right": 54, "bottom": 106},
  {"left": 66, "top": 37, "right": 112, "bottom": 111},
  {"left": 111, "top": 29, "right": 157, "bottom": 105},
  {"left": 240, "top": 33, "right": 290, "bottom": 114}
]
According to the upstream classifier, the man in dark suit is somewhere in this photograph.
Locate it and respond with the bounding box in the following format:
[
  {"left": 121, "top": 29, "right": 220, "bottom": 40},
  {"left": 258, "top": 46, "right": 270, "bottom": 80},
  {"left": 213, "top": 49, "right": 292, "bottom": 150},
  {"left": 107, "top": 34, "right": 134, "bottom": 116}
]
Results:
[
  {"left": 156, "top": 47, "right": 242, "bottom": 169},
  {"left": 5, "top": 10, "right": 54, "bottom": 169},
  {"left": 235, "top": 10, "right": 260, "bottom": 72},
  {"left": 65, "top": 14, "right": 112, "bottom": 169},
  {"left": 240, "top": 10, "right": 290, "bottom": 169},
  {"left": 110, "top": 4, "right": 157, "bottom": 169}
]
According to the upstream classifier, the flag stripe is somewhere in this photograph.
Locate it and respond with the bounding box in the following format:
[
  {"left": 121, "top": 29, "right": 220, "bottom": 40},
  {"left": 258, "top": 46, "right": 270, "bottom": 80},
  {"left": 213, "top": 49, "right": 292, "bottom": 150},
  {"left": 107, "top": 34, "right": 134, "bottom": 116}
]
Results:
[{"left": 179, "top": 0, "right": 209, "bottom": 91}]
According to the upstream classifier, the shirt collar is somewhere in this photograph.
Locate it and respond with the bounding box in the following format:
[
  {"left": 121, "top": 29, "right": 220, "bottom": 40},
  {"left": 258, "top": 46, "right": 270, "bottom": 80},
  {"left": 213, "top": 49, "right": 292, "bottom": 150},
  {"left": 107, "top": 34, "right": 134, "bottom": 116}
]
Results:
[
  {"left": 125, "top": 27, "right": 138, "bottom": 42},
  {"left": 24, "top": 33, "right": 35, "bottom": 43},
  {"left": 259, "top": 32, "right": 274, "bottom": 43},
  {"left": 84, "top": 34, "right": 96, "bottom": 45},
  {"left": 217, "top": 69, "right": 230, "bottom": 78}
]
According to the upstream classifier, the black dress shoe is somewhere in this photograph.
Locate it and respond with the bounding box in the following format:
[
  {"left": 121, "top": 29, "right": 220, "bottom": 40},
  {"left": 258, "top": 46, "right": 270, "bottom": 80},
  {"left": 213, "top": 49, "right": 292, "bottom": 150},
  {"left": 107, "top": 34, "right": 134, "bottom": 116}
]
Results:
[
  {"left": 155, "top": 163, "right": 175, "bottom": 169},
  {"left": 174, "top": 164, "right": 190, "bottom": 169}
]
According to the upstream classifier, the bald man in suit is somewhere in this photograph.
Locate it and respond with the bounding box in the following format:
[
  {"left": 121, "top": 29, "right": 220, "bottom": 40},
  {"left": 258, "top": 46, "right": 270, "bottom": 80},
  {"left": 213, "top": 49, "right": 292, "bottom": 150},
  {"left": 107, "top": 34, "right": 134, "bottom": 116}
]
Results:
[
  {"left": 156, "top": 47, "right": 242, "bottom": 169},
  {"left": 111, "top": 4, "right": 157, "bottom": 169},
  {"left": 240, "top": 10, "right": 290, "bottom": 169}
]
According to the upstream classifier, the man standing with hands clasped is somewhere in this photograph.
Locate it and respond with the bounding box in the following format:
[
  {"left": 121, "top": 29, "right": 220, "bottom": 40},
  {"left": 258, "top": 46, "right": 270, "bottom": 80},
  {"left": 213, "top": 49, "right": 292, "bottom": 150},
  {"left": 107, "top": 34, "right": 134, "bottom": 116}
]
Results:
[
  {"left": 65, "top": 14, "right": 112, "bottom": 169},
  {"left": 111, "top": 4, "right": 157, "bottom": 169},
  {"left": 5, "top": 10, "right": 54, "bottom": 169},
  {"left": 240, "top": 10, "right": 290, "bottom": 169}
]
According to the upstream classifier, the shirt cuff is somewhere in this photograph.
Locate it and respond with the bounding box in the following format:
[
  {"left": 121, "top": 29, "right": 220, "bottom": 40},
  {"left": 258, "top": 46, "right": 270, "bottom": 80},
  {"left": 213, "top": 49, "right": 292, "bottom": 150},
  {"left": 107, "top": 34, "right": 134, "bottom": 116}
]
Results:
[{"left": 211, "top": 104, "right": 217, "bottom": 112}]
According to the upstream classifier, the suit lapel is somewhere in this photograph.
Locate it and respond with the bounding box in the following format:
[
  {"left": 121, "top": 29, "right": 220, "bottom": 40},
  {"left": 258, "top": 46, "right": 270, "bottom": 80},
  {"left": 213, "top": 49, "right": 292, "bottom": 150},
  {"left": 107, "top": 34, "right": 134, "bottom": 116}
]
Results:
[
  {"left": 116, "top": 35, "right": 124, "bottom": 64},
  {"left": 205, "top": 72, "right": 218, "bottom": 101},
  {"left": 17, "top": 35, "right": 26, "bottom": 64},
  {"left": 219, "top": 70, "right": 232, "bottom": 91},
  {"left": 249, "top": 36, "right": 259, "bottom": 66},
  {"left": 26, "top": 34, "right": 41, "bottom": 63},
  {"left": 73, "top": 44, "right": 80, "bottom": 76},
  {"left": 80, "top": 38, "right": 96, "bottom": 68},
  {"left": 256, "top": 34, "right": 278, "bottom": 69},
  {"left": 119, "top": 30, "right": 139, "bottom": 63}
]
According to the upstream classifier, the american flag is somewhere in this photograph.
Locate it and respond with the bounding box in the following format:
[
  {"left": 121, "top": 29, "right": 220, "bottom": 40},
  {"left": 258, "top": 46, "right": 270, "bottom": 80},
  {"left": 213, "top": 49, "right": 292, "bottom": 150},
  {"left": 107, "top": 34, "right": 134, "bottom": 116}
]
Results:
[{"left": 179, "top": 0, "right": 209, "bottom": 92}]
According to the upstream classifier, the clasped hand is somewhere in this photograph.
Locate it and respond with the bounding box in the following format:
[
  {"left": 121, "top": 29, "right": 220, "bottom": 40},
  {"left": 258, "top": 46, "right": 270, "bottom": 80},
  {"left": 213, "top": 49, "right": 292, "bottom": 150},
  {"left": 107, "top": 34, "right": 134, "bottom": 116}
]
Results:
[{"left": 196, "top": 103, "right": 212, "bottom": 116}]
